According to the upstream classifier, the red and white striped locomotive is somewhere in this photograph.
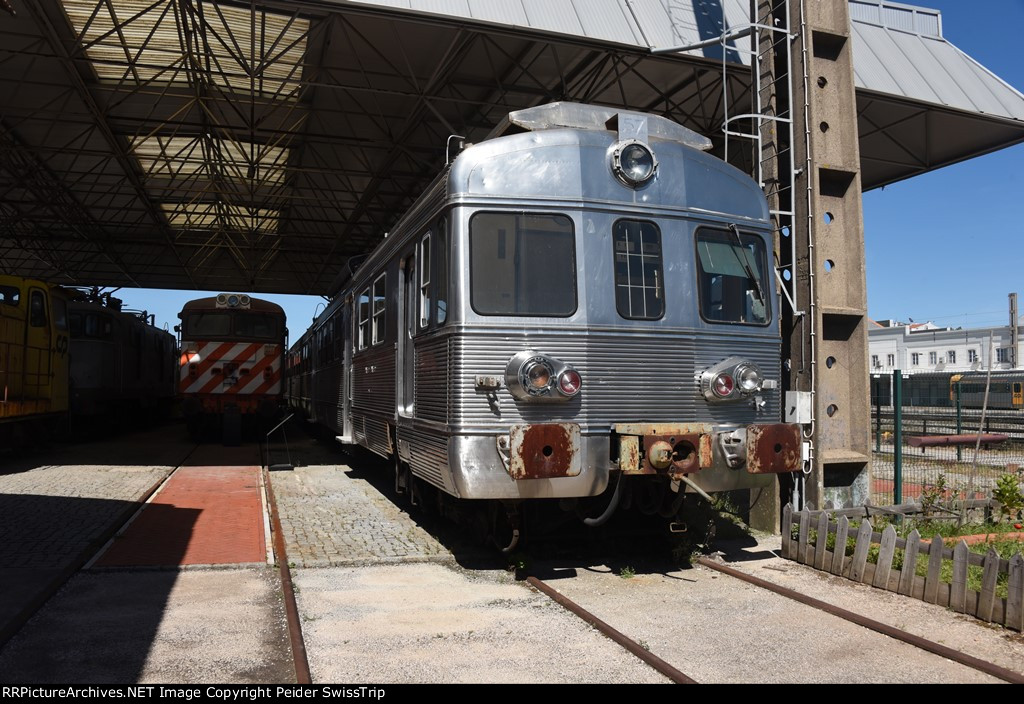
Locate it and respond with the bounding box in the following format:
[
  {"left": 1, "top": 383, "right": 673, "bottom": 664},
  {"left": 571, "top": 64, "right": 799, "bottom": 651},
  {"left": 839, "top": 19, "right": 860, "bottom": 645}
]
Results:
[{"left": 178, "top": 293, "right": 286, "bottom": 437}]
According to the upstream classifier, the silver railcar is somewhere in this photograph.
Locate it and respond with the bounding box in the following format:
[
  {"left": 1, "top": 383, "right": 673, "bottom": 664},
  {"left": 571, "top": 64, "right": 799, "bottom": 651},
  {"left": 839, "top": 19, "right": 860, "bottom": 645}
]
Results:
[{"left": 289, "top": 103, "right": 801, "bottom": 537}]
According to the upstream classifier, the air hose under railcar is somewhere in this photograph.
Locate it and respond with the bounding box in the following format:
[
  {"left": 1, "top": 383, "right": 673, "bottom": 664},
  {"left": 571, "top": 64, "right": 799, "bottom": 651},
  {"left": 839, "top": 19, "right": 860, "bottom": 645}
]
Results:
[{"left": 575, "top": 471, "right": 623, "bottom": 527}]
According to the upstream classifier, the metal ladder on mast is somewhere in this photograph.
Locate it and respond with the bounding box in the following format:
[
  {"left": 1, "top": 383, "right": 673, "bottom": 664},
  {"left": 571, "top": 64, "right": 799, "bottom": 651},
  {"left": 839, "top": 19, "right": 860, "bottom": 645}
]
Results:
[{"left": 720, "top": 1, "right": 801, "bottom": 317}]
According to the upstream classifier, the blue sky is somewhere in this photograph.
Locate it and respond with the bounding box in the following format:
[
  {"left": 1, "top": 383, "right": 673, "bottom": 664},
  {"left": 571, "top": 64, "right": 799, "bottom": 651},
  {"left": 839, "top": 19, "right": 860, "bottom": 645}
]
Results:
[
  {"left": 863, "top": 0, "right": 1024, "bottom": 328},
  {"left": 118, "top": 0, "right": 1024, "bottom": 340}
]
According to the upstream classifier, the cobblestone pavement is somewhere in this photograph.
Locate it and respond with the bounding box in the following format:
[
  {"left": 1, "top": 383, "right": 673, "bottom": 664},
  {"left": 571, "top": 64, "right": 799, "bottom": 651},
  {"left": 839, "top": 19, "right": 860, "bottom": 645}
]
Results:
[
  {"left": 270, "top": 463, "right": 450, "bottom": 567},
  {"left": 0, "top": 463, "right": 173, "bottom": 569}
]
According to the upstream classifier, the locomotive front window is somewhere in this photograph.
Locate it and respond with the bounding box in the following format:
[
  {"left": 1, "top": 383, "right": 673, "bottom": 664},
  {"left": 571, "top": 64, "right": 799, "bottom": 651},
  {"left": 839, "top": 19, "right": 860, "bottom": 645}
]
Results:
[
  {"left": 613, "top": 220, "right": 664, "bottom": 320},
  {"left": 233, "top": 313, "right": 279, "bottom": 340},
  {"left": 470, "top": 212, "right": 576, "bottom": 317},
  {"left": 696, "top": 229, "right": 770, "bottom": 325},
  {"left": 70, "top": 313, "right": 113, "bottom": 339},
  {"left": 184, "top": 312, "right": 231, "bottom": 337}
]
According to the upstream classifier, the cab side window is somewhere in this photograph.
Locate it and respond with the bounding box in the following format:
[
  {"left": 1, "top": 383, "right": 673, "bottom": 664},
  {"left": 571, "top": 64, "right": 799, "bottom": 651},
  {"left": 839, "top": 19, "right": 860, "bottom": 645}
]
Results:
[{"left": 29, "top": 290, "right": 47, "bottom": 327}]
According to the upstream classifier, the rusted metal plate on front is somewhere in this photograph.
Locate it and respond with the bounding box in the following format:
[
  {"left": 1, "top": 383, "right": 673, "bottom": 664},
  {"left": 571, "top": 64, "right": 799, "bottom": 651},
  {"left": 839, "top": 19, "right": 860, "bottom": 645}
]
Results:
[
  {"left": 509, "top": 423, "right": 581, "bottom": 479},
  {"left": 619, "top": 434, "right": 641, "bottom": 473},
  {"left": 698, "top": 434, "right": 713, "bottom": 468},
  {"left": 747, "top": 424, "right": 801, "bottom": 474}
]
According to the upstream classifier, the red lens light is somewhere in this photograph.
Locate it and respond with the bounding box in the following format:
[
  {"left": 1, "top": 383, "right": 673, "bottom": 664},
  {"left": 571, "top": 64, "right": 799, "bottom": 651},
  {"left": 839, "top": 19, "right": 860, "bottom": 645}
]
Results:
[
  {"left": 558, "top": 369, "right": 582, "bottom": 396},
  {"left": 713, "top": 373, "right": 734, "bottom": 397}
]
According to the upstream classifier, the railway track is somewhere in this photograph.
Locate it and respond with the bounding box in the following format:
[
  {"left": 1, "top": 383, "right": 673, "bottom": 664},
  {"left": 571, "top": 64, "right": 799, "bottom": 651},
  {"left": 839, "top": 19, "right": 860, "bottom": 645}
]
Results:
[
  {"left": 262, "top": 463, "right": 312, "bottom": 684},
  {"left": 525, "top": 558, "right": 1024, "bottom": 684},
  {"left": 6, "top": 431, "right": 1023, "bottom": 684}
]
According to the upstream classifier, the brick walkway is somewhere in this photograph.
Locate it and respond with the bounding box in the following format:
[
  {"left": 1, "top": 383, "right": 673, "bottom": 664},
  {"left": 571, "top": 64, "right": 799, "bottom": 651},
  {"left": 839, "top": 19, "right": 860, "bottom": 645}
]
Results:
[
  {"left": 98, "top": 466, "right": 266, "bottom": 567},
  {"left": 270, "top": 464, "right": 448, "bottom": 567}
]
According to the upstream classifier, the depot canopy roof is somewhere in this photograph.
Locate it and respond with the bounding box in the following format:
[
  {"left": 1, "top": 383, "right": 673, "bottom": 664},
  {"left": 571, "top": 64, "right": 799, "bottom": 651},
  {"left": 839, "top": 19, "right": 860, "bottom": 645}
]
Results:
[{"left": 1, "top": 0, "right": 1021, "bottom": 293}]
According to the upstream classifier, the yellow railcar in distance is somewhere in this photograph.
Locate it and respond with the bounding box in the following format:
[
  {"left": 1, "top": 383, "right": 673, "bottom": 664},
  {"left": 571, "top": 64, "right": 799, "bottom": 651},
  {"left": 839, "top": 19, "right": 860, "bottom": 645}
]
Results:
[{"left": 0, "top": 275, "right": 71, "bottom": 445}]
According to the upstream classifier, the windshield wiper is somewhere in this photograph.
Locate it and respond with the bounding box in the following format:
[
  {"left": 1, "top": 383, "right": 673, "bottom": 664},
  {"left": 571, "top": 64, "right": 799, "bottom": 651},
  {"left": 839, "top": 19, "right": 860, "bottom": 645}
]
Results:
[{"left": 727, "top": 224, "right": 766, "bottom": 310}]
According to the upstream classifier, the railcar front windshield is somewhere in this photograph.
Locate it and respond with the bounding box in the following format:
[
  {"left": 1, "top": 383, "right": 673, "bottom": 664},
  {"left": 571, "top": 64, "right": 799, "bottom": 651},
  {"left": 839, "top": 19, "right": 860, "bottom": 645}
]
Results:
[
  {"left": 183, "top": 311, "right": 281, "bottom": 340},
  {"left": 469, "top": 212, "right": 576, "bottom": 317},
  {"left": 696, "top": 228, "right": 770, "bottom": 325}
]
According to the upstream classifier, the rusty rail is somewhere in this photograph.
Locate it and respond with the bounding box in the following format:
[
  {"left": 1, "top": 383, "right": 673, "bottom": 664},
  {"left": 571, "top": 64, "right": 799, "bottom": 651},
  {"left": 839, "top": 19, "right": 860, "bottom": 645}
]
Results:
[
  {"left": 525, "top": 576, "right": 696, "bottom": 684},
  {"left": 263, "top": 465, "right": 312, "bottom": 684}
]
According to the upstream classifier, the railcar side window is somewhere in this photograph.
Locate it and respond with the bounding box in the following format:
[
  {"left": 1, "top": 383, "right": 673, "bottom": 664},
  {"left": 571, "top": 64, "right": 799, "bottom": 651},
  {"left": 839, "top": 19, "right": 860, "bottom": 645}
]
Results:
[
  {"left": 469, "top": 212, "right": 576, "bottom": 316},
  {"left": 419, "top": 233, "right": 431, "bottom": 329},
  {"left": 372, "top": 274, "right": 387, "bottom": 345},
  {"left": 357, "top": 289, "right": 370, "bottom": 350},
  {"left": 436, "top": 218, "right": 448, "bottom": 325},
  {"left": 613, "top": 220, "right": 664, "bottom": 320},
  {"left": 695, "top": 229, "right": 770, "bottom": 325}
]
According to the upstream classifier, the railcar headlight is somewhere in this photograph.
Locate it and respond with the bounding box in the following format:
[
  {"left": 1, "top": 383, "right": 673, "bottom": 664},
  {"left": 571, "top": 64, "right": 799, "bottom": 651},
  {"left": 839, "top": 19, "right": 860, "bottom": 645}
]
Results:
[
  {"left": 505, "top": 351, "right": 581, "bottom": 402},
  {"left": 524, "top": 361, "right": 552, "bottom": 392},
  {"left": 735, "top": 363, "right": 763, "bottom": 392},
  {"left": 700, "top": 357, "right": 767, "bottom": 401},
  {"left": 612, "top": 140, "right": 657, "bottom": 187},
  {"left": 227, "top": 294, "right": 240, "bottom": 307}
]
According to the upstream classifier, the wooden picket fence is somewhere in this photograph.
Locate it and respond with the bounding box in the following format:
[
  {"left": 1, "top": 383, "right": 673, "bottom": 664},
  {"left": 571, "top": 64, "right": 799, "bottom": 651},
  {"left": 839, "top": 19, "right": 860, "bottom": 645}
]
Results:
[{"left": 781, "top": 504, "right": 1024, "bottom": 632}]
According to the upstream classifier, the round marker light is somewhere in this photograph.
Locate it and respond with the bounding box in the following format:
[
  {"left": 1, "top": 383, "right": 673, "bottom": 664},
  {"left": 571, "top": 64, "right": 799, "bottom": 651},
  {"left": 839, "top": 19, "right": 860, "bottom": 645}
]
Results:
[
  {"left": 735, "top": 363, "right": 763, "bottom": 392},
  {"left": 558, "top": 369, "right": 582, "bottom": 397},
  {"left": 613, "top": 140, "right": 657, "bottom": 187},
  {"left": 712, "top": 373, "right": 735, "bottom": 398}
]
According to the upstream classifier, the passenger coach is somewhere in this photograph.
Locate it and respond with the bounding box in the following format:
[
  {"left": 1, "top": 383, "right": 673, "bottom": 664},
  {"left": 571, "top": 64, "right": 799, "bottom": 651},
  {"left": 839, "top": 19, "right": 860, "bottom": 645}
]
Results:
[{"left": 288, "top": 103, "right": 802, "bottom": 543}]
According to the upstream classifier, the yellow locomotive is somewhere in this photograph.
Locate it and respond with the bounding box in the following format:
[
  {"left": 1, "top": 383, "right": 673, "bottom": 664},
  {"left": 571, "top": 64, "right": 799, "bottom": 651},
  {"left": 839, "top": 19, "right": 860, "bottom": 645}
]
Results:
[{"left": 0, "top": 275, "right": 71, "bottom": 446}]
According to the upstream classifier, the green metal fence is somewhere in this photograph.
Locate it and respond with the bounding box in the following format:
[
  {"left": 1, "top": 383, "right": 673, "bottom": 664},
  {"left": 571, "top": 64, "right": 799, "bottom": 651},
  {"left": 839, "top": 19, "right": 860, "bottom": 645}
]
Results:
[{"left": 870, "top": 371, "right": 1024, "bottom": 507}]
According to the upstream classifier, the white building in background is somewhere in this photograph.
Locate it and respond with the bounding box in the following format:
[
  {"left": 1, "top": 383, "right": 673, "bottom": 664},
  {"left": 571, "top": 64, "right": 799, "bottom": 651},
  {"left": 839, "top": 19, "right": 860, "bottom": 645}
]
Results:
[{"left": 868, "top": 320, "right": 1018, "bottom": 375}]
